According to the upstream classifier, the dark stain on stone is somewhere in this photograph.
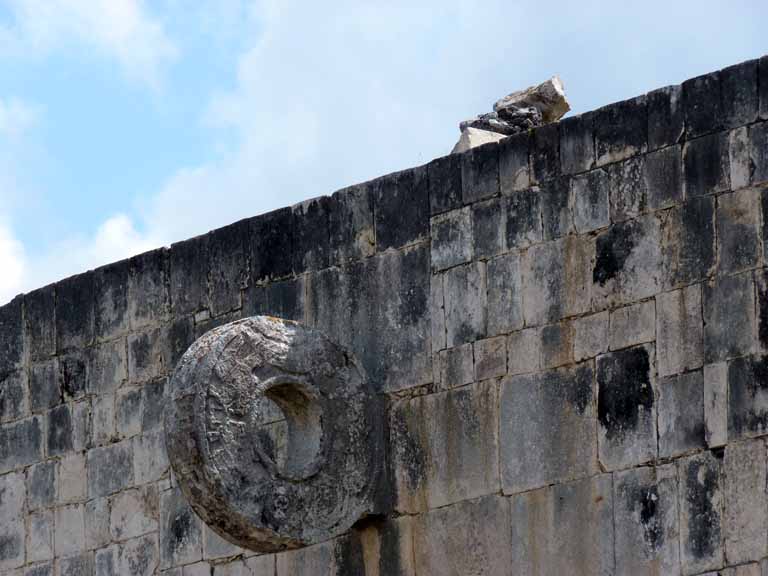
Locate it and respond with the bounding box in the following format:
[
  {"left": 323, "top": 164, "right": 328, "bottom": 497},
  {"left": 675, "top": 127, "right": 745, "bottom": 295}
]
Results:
[
  {"left": 378, "top": 519, "right": 404, "bottom": 576},
  {"left": 47, "top": 403, "right": 73, "bottom": 456},
  {"left": 568, "top": 363, "right": 594, "bottom": 415},
  {"left": 390, "top": 407, "right": 425, "bottom": 492},
  {"left": 131, "top": 334, "right": 151, "bottom": 371},
  {"left": 597, "top": 346, "right": 653, "bottom": 440},
  {"left": 638, "top": 486, "right": 663, "bottom": 551},
  {"left": 169, "top": 510, "right": 192, "bottom": 554},
  {"left": 758, "top": 274, "right": 768, "bottom": 350},
  {"left": 0, "top": 532, "right": 20, "bottom": 562},
  {"left": 727, "top": 355, "right": 768, "bottom": 438},
  {"left": 60, "top": 354, "right": 87, "bottom": 399},
  {"left": 399, "top": 248, "right": 428, "bottom": 323},
  {"left": 593, "top": 221, "right": 638, "bottom": 286},
  {"left": 683, "top": 456, "right": 721, "bottom": 560},
  {"left": 334, "top": 532, "right": 366, "bottom": 576}
]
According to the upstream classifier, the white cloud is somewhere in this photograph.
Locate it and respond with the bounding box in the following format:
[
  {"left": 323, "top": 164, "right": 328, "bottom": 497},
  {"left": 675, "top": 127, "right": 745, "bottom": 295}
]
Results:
[
  {"left": 0, "top": 98, "right": 39, "bottom": 137},
  {"left": 0, "top": 0, "right": 177, "bottom": 88},
  {"left": 0, "top": 224, "right": 25, "bottom": 304}
]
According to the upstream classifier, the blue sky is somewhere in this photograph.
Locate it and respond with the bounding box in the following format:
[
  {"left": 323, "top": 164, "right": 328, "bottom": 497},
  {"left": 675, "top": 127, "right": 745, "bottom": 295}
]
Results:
[{"left": 0, "top": 0, "right": 766, "bottom": 304}]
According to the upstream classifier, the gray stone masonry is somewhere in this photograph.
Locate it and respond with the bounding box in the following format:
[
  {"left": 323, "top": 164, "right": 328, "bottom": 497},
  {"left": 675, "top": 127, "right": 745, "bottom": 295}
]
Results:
[{"left": 2, "top": 55, "right": 768, "bottom": 575}]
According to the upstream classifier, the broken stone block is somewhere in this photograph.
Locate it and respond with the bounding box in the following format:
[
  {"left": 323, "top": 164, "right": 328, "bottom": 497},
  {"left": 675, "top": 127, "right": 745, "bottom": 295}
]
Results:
[
  {"left": 704, "top": 272, "right": 755, "bottom": 363},
  {"left": 437, "top": 343, "right": 473, "bottom": 390},
  {"left": 597, "top": 344, "right": 657, "bottom": 470},
  {"left": 24, "top": 285, "right": 55, "bottom": 360},
  {"left": 451, "top": 126, "right": 507, "bottom": 154},
  {"left": 595, "top": 95, "right": 647, "bottom": 166},
  {"left": 110, "top": 486, "right": 158, "bottom": 541},
  {"left": 414, "top": 495, "right": 511, "bottom": 576},
  {"left": 509, "top": 475, "right": 614, "bottom": 575},
  {"left": 0, "top": 371, "right": 27, "bottom": 423},
  {"left": 474, "top": 336, "right": 506, "bottom": 381},
  {"left": 540, "top": 321, "right": 574, "bottom": 369},
  {"left": 427, "top": 153, "right": 462, "bottom": 216},
  {"left": 609, "top": 299, "right": 655, "bottom": 351},
  {"left": 500, "top": 363, "right": 596, "bottom": 494},
  {"left": 658, "top": 371, "right": 706, "bottom": 458},
  {"left": 609, "top": 156, "right": 647, "bottom": 222},
  {"left": 656, "top": 283, "right": 704, "bottom": 377},
  {"left": 443, "top": 261, "right": 486, "bottom": 347},
  {"left": 592, "top": 214, "right": 662, "bottom": 309},
  {"left": 717, "top": 188, "right": 761, "bottom": 275},
  {"left": 461, "top": 141, "right": 499, "bottom": 203},
  {"left": 613, "top": 465, "right": 680, "bottom": 576},
  {"left": 573, "top": 311, "right": 609, "bottom": 361},
  {"left": 55, "top": 503, "right": 86, "bottom": 557},
  {"left": 498, "top": 132, "right": 530, "bottom": 193},
  {"left": 530, "top": 123, "right": 559, "bottom": 184},
  {"left": 660, "top": 196, "right": 715, "bottom": 289},
  {"left": 87, "top": 441, "right": 134, "bottom": 498},
  {"left": 504, "top": 188, "right": 542, "bottom": 249},
  {"left": 724, "top": 439, "right": 768, "bottom": 564},
  {"left": 27, "top": 509, "right": 54, "bottom": 562},
  {"left": 750, "top": 121, "right": 768, "bottom": 185},
  {"left": 507, "top": 328, "right": 540, "bottom": 376},
  {"left": 30, "top": 359, "right": 61, "bottom": 413},
  {"left": 471, "top": 198, "right": 505, "bottom": 259},
  {"left": 540, "top": 177, "right": 571, "bottom": 241},
  {"left": 647, "top": 85, "right": 684, "bottom": 150},
  {"left": 430, "top": 207, "right": 472, "bottom": 271},
  {"left": 559, "top": 111, "right": 594, "bottom": 174},
  {"left": 486, "top": 252, "right": 523, "bottom": 336},
  {"left": 730, "top": 126, "right": 752, "bottom": 190},
  {"left": 0, "top": 471, "right": 25, "bottom": 571},
  {"left": 677, "top": 450, "right": 724, "bottom": 575},
  {"left": 571, "top": 168, "right": 610, "bottom": 234},
  {"left": 644, "top": 144, "right": 682, "bottom": 210},
  {"left": 160, "top": 487, "right": 203, "bottom": 569},
  {"left": 374, "top": 168, "right": 429, "bottom": 251},
  {"left": 119, "top": 534, "right": 160, "bottom": 576},
  {"left": 683, "top": 132, "right": 731, "bottom": 198},
  {"left": 494, "top": 76, "right": 570, "bottom": 123},
  {"left": 390, "top": 381, "right": 499, "bottom": 512}
]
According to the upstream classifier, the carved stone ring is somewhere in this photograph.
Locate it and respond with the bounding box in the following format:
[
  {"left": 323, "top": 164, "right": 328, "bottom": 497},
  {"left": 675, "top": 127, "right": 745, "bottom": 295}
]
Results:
[{"left": 164, "top": 316, "right": 383, "bottom": 552}]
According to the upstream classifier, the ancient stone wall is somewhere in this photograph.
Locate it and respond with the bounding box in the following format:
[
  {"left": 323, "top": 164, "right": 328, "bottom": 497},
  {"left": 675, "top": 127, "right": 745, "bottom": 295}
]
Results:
[{"left": 2, "top": 55, "right": 768, "bottom": 575}]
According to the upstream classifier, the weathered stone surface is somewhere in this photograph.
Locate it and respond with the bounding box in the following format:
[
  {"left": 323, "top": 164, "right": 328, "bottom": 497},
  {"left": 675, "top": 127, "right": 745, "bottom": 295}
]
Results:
[
  {"left": 540, "top": 177, "right": 571, "bottom": 240},
  {"left": 430, "top": 208, "right": 472, "bottom": 271},
  {"left": 208, "top": 219, "right": 250, "bottom": 316},
  {"left": 292, "top": 197, "right": 330, "bottom": 274},
  {"left": 427, "top": 154, "right": 462, "bottom": 216},
  {"left": 730, "top": 126, "right": 752, "bottom": 190},
  {"left": 85, "top": 498, "right": 111, "bottom": 550},
  {"left": 58, "top": 453, "right": 86, "bottom": 503},
  {"left": 0, "top": 416, "right": 43, "bottom": 473},
  {"left": 704, "top": 272, "right": 755, "bottom": 363},
  {"left": 120, "top": 536, "right": 160, "bottom": 576},
  {"left": 721, "top": 59, "right": 759, "bottom": 129},
  {"left": 571, "top": 168, "right": 610, "bottom": 234},
  {"left": 24, "top": 286, "right": 55, "bottom": 360},
  {"left": 165, "top": 316, "right": 382, "bottom": 552},
  {"left": 724, "top": 439, "right": 768, "bottom": 564},
  {"left": 678, "top": 450, "right": 724, "bottom": 574},
  {"left": 683, "top": 132, "right": 731, "bottom": 197},
  {"left": 170, "top": 234, "right": 210, "bottom": 316},
  {"left": 486, "top": 252, "right": 522, "bottom": 337},
  {"left": 559, "top": 112, "right": 594, "bottom": 174},
  {"left": 592, "top": 214, "right": 662, "bottom": 308},
  {"left": 27, "top": 509, "right": 53, "bottom": 563},
  {"left": 471, "top": 198, "right": 504, "bottom": 259},
  {"left": 414, "top": 496, "right": 511, "bottom": 576},
  {"left": 29, "top": 360, "right": 60, "bottom": 413},
  {"left": 203, "top": 524, "right": 242, "bottom": 560},
  {"left": 390, "top": 381, "right": 498, "bottom": 512},
  {"left": 757, "top": 271, "right": 768, "bottom": 354},
  {"left": 509, "top": 475, "right": 614, "bottom": 575},
  {"left": 26, "top": 460, "right": 56, "bottom": 510},
  {"left": 87, "top": 441, "right": 134, "bottom": 498},
  {"left": 609, "top": 156, "right": 647, "bottom": 222},
  {"left": 329, "top": 184, "right": 375, "bottom": 264},
  {"left": 250, "top": 207, "right": 293, "bottom": 284},
  {"left": 437, "top": 344, "right": 473, "bottom": 390},
  {"left": 90, "top": 339, "right": 127, "bottom": 394},
  {"left": 613, "top": 465, "right": 680, "bottom": 576},
  {"left": 443, "top": 261, "right": 486, "bottom": 346},
  {"left": 128, "top": 249, "right": 170, "bottom": 329},
  {"left": 683, "top": 71, "right": 722, "bottom": 138},
  {"left": 498, "top": 132, "right": 530, "bottom": 193},
  {"left": 94, "top": 260, "right": 129, "bottom": 341},
  {"left": 461, "top": 142, "right": 499, "bottom": 203},
  {"left": 704, "top": 362, "right": 728, "bottom": 448},
  {"left": 609, "top": 299, "right": 655, "bottom": 351},
  {"left": 658, "top": 370, "right": 706, "bottom": 458},
  {"left": 644, "top": 144, "right": 682, "bottom": 210},
  {"left": 46, "top": 403, "right": 73, "bottom": 457},
  {"left": 58, "top": 552, "right": 93, "bottom": 576},
  {"left": 274, "top": 539, "right": 334, "bottom": 576},
  {"left": 505, "top": 188, "right": 542, "bottom": 248},
  {"left": 595, "top": 95, "right": 647, "bottom": 166},
  {"left": 500, "top": 363, "right": 595, "bottom": 494},
  {"left": 59, "top": 351, "right": 88, "bottom": 401},
  {"left": 727, "top": 355, "right": 768, "bottom": 440},
  {"left": 718, "top": 188, "right": 761, "bottom": 275},
  {"left": 750, "top": 121, "right": 768, "bottom": 186},
  {"left": 661, "top": 196, "right": 715, "bottom": 288},
  {"left": 474, "top": 336, "right": 506, "bottom": 381},
  {"left": 573, "top": 311, "right": 609, "bottom": 361},
  {"left": 451, "top": 126, "right": 506, "bottom": 154},
  {"left": 540, "top": 321, "right": 574, "bottom": 369},
  {"left": 133, "top": 430, "right": 169, "bottom": 484},
  {"left": 530, "top": 122, "right": 559, "bottom": 184},
  {"left": 56, "top": 272, "right": 95, "bottom": 352},
  {"left": 110, "top": 486, "right": 158, "bottom": 541},
  {"left": 0, "top": 371, "right": 28, "bottom": 423},
  {"left": 656, "top": 284, "right": 703, "bottom": 377},
  {"left": 244, "top": 278, "right": 305, "bottom": 324},
  {"left": 160, "top": 487, "right": 203, "bottom": 569},
  {"left": 54, "top": 504, "right": 85, "bottom": 557},
  {"left": 647, "top": 84, "right": 683, "bottom": 150},
  {"left": 507, "top": 328, "right": 540, "bottom": 376},
  {"left": 597, "top": 344, "right": 657, "bottom": 470},
  {"left": 0, "top": 472, "right": 25, "bottom": 571},
  {"left": 494, "top": 76, "right": 570, "bottom": 123}
]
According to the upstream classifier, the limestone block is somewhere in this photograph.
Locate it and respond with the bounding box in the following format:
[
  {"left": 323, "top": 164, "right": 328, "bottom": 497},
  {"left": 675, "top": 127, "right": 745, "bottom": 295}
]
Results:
[
  {"left": 292, "top": 196, "right": 331, "bottom": 274},
  {"left": 56, "top": 271, "right": 95, "bottom": 352},
  {"left": 724, "top": 439, "right": 768, "bottom": 564},
  {"left": 57, "top": 552, "right": 93, "bottom": 576},
  {"left": 540, "top": 321, "right": 574, "bottom": 369},
  {"left": 85, "top": 498, "right": 110, "bottom": 550},
  {"left": 523, "top": 235, "right": 593, "bottom": 324},
  {"left": 704, "top": 362, "right": 728, "bottom": 448},
  {"left": 500, "top": 363, "right": 596, "bottom": 494},
  {"left": 644, "top": 144, "right": 682, "bottom": 210},
  {"left": 498, "top": 131, "right": 530, "bottom": 193},
  {"left": 471, "top": 198, "right": 504, "bottom": 259},
  {"left": 530, "top": 123, "right": 559, "bottom": 184},
  {"left": 24, "top": 285, "right": 55, "bottom": 360},
  {"left": 494, "top": 76, "right": 570, "bottom": 123},
  {"left": 414, "top": 496, "right": 511, "bottom": 576},
  {"left": 430, "top": 275, "right": 446, "bottom": 353},
  {"left": 427, "top": 153, "right": 462, "bottom": 216},
  {"left": 203, "top": 524, "right": 242, "bottom": 560},
  {"left": 762, "top": 56, "right": 768, "bottom": 120},
  {"left": 613, "top": 465, "right": 680, "bottom": 576},
  {"left": 373, "top": 171, "right": 429, "bottom": 253},
  {"left": 717, "top": 188, "right": 761, "bottom": 275},
  {"left": 609, "top": 299, "right": 655, "bottom": 351},
  {"left": 391, "top": 381, "right": 499, "bottom": 512},
  {"left": 678, "top": 450, "right": 724, "bottom": 574},
  {"left": 430, "top": 207, "right": 472, "bottom": 271},
  {"left": 183, "top": 562, "right": 212, "bottom": 576},
  {"left": 505, "top": 188, "right": 542, "bottom": 249},
  {"left": 451, "top": 127, "right": 506, "bottom": 154},
  {"left": 94, "top": 260, "right": 129, "bottom": 341},
  {"left": 115, "top": 387, "right": 141, "bottom": 439},
  {"left": 609, "top": 156, "right": 647, "bottom": 222},
  {"left": 54, "top": 504, "right": 85, "bottom": 557},
  {"left": 656, "top": 283, "right": 703, "bottom": 377},
  {"left": 647, "top": 84, "right": 684, "bottom": 151},
  {"left": 704, "top": 272, "right": 755, "bottom": 363},
  {"left": 118, "top": 534, "right": 159, "bottom": 576},
  {"left": 595, "top": 95, "right": 647, "bottom": 166},
  {"left": 597, "top": 344, "right": 657, "bottom": 470},
  {"left": 46, "top": 403, "right": 74, "bottom": 457},
  {"left": 720, "top": 59, "right": 759, "bottom": 128},
  {"left": 0, "top": 371, "right": 28, "bottom": 423},
  {"left": 160, "top": 487, "right": 203, "bottom": 569},
  {"left": 0, "top": 416, "right": 42, "bottom": 473},
  {"left": 244, "top": 554, "right": 277, "bottom": 576},
  {"left": 109, "top": 486, "right": 158, "bottom": 541},
  {"left": 94, "top": 544, "right": 118, "bottom": 576},
  {"left": 26, "top": 562, "right": 53, "bottom": 576},
  {"left": 90, "top": 339, "right": 127, "bottom": 394},
  {"left": 657, "top": 370, "right": 706, "bottom": 458},
  {"left": 29, "top": 360, "right": 61, "bottom": 413},
  {"left": 275, "top": 540, "right": 334, "bottom": 576},
  {"left": 138, "top": 378, "right": 163, "bottom": 433},
  {"left": 509, "top": 475, "right": 614, "bottom": 575},
  {"left": 128, "top": 328, "right": 168, "bottom": 384},
  {"left": 250, "top": 207, "right": 293, "bottom": 284},
  {"left": 133, "top": 430, "right": 169, "bottom": 484},
  {"left": 170, "top": 234, "right": 210, "bottom": 316},
  {"left": 437, "top": 344, "right": 473, "bottom": 390},
  {"left": 592, "top": 214, "right": 662, "bottom": 308},
  {"left": 723, "top": 564, "right": 762, "bottom": 576},
  {"left": 91, "top": 393, "right": 115, "bottom": 446},
  {"left": 540, "top": 177, "right": 572, "bottom": 241},
  {"left": 128, "top": 248, "right": 170, "bottom": 329},
  {"left": 571, "top": 168, "right": 610, "bottom": 234},
  {"left": 660, "top": 196, "right": 715, "bottom": 289},
  {"left": 474, "top": 336, "right": 506, "bottom": 381},
  {"left": 757, "top": 271, "right": 768, "bottom": 354},
  {"left": 507, "top": 328, "right": 540, "bottom": 375},
  {"left": 58, "top": 453, "right": 86, "bottom": 503},
  {"left": 730, "top": 126, "right": 752, "bottom": 190},
  {"left": 486, "top": 252, "right": 523, "bottom": 336},
  {"left": 59, "top": 351, "right": 88, "bottom": 401},
  {"left": 683, "top": 71, "right": 722, "bottom": 138},
  {"left": 751, "top": 121, "right": 768, "bottom": 185},
  {"left": 0, "top": 472, "right": 25, "bottom": 571},
  {"left": 559, "top": 111, "right": 594, "bottom": 174},
  {"left": 573, "top": 311, "right": 609, "bottom": 361},
  {"left": 444, "top": 261, "right": 486, "bottom": 346},
  {"left": 683, "top": 132, "right": 731, "bottom": 198},
  {"left": 87, "top": 441, "right": 134, "bottom": 498},
  {"left": 27, "top": 460, "right": 56, "bottom": 511},
  {"left": 461, "top": 141, "right": 499, "bottom": 203},
  {"left": 27, "top": 510, "right": 53, "bottom": 562},
  {"left": 727, "top": 355, "right": 768, "bottom": 440}
]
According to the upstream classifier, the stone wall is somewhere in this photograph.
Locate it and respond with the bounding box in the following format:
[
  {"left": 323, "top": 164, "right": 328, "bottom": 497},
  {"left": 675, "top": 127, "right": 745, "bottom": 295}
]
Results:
[{"left": 2, "top": 55, "right": 768, "bottom": 575}]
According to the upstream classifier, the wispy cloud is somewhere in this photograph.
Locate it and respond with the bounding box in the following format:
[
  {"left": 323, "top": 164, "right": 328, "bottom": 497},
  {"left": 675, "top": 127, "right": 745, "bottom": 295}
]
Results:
[
  {"left": 0, "top": 0, "right": 178, "bottom": 89},
  {"left": 0, "top": 224, "right": 25, "bottom": 303},
  {"left": 0, "top": 98, "right": 39, "bottom": 137}
]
